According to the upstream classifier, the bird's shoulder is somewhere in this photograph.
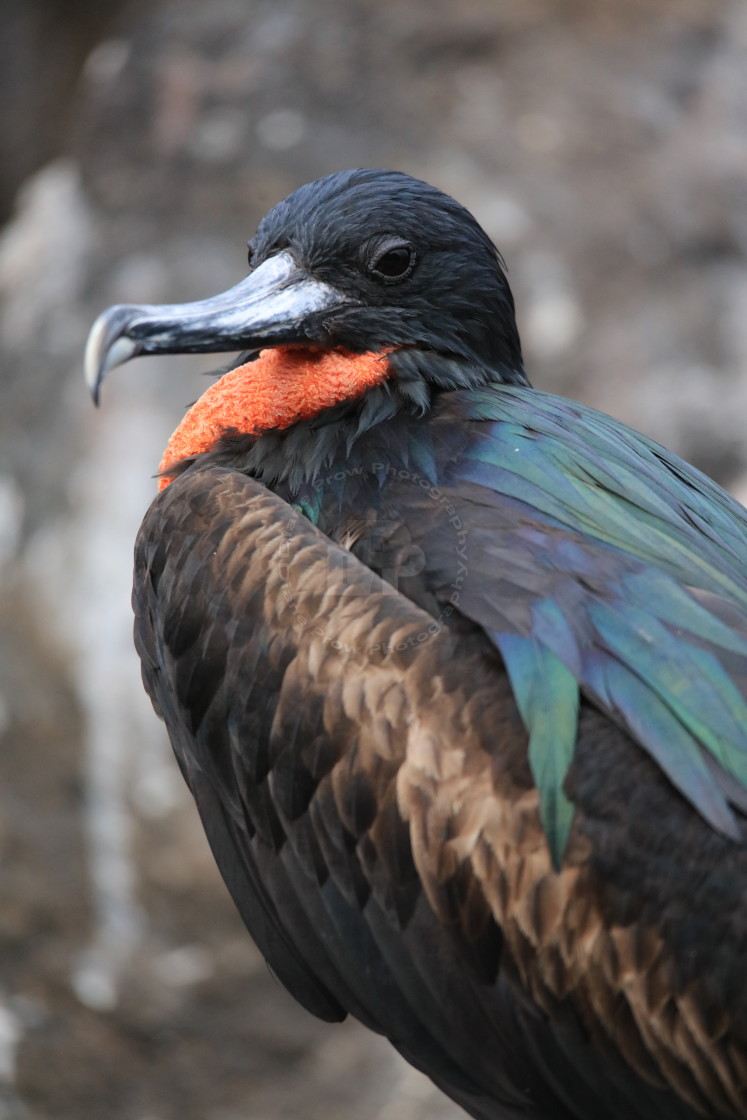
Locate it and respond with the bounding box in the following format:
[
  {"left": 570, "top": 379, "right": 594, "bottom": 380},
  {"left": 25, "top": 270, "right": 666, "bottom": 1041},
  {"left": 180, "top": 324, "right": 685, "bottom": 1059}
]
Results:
[
  {"left": 353, "top": 387, "right": 747, "bottom": 860},
  {"left": 442, "top": 384, "right": 747, "bottom": 596}
]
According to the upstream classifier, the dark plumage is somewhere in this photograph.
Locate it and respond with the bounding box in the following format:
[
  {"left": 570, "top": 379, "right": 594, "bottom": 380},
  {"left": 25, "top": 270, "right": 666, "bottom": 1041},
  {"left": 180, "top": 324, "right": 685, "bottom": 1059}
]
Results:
[{"left": 86, "top": 170, "right": 747, "bottom": 1120}]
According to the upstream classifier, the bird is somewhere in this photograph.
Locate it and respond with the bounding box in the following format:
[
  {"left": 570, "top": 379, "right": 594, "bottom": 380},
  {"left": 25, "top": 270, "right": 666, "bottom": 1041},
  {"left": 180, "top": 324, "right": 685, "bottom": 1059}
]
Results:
[{"left": 85, "top": 168, "right": 747, "bottom": 1120}]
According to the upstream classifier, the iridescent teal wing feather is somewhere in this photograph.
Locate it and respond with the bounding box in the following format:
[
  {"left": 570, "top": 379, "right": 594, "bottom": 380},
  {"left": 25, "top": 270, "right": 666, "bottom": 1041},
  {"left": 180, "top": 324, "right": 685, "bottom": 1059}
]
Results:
[{"left": 413, "top": 386, "right": 747, "bottom": 861}]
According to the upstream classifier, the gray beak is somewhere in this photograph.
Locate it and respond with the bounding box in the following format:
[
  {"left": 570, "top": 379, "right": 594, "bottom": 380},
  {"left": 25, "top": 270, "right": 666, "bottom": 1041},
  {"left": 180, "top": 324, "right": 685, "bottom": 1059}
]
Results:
[{"left": 84, "top": 251, "right": 351, "bottom": 404}]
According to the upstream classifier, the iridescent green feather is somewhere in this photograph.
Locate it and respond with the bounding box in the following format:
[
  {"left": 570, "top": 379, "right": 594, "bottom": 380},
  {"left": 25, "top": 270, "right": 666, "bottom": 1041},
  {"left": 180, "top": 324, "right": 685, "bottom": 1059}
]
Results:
[
  {"left": 448, "top": 387, "right": 747, "bottom": 859},
  {"left": 492, "top": 633, "right": 578, "bottom": 868}
]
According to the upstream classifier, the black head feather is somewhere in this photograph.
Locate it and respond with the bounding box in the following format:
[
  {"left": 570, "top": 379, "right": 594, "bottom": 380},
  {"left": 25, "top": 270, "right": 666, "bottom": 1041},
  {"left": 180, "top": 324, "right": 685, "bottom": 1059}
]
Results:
[{"left": 250, "top": 169, "right": 526, "bottom": 383}]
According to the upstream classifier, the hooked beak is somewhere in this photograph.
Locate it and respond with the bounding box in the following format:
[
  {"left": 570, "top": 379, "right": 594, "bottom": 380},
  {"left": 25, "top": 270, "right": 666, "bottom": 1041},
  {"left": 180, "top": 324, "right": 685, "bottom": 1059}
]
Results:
[{"left": 84, "top": 251, "right": 352, "bottom": 404}]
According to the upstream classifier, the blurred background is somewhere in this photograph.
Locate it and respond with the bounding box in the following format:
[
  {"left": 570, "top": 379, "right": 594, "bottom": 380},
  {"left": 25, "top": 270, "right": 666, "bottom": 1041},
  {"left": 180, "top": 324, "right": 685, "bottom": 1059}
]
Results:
[{"left": 1, "top": 1, "right": 746, "bottom": 1117}]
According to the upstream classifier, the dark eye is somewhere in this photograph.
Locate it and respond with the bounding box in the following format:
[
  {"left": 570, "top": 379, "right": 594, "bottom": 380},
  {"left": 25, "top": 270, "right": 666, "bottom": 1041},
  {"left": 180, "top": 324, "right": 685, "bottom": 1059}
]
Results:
[
  {"left": 247, "top": 242, "right": 255, "bottom": 266},
  {"left": 369, "top": 241, "right": 415, "bottom": 282}
]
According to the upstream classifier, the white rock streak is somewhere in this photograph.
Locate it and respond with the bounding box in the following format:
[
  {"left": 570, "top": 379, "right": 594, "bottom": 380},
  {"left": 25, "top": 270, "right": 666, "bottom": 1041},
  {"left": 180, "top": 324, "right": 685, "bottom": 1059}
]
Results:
[
  {"left": 24, "top": 378, "right": 176, "bottom": 1011},
  {"left": 65, "top": 391, "right": 170, "bottom": 1009}
]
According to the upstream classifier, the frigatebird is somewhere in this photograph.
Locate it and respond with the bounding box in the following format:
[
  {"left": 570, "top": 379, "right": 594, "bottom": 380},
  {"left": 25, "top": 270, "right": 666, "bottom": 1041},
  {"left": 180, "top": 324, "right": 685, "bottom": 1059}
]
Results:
[{"left": 85, "top": 169, "right": 747, "bottom": 1120}]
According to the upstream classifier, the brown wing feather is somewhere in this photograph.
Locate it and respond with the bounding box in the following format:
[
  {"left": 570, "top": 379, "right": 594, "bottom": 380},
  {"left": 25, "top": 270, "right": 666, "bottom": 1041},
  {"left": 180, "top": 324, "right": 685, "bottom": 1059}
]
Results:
[
  {"left": 401, "top": 697, "right": 747, "bottom": 1116},
  {"left": 134, "top": 464, "right": 747, "bottom": 1120},
  {"left": 135, "top": 465, "right": 536, "bottom": 1107}
]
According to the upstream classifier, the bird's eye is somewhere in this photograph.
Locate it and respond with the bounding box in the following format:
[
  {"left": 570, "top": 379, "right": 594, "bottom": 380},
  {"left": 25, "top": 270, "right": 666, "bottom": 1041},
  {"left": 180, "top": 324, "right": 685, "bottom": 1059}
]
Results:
[
  {"left": 369, "top": 242, "right": 415, "bottom": 282},
  {"left": 247, "top": 242, "right": 255, "bottom": 266}
]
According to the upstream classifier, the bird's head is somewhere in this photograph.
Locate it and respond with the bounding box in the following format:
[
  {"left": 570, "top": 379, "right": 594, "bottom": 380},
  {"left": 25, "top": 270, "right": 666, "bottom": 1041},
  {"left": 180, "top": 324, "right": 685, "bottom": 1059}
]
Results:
[{"left": 86, "top": 169, "right": 526, "bottom": 486}]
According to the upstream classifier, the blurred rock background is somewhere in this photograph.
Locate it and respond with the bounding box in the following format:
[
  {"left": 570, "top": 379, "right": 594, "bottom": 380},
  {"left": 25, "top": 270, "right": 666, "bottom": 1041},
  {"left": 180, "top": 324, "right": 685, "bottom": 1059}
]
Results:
[{"left": 0, "top": 1, "right": 746, "bottom": 1117}]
